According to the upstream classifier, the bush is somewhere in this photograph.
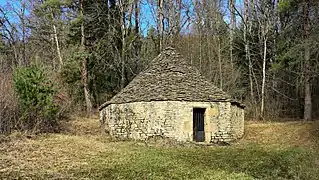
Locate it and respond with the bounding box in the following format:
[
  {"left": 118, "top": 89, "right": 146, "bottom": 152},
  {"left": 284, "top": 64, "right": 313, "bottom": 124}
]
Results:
[
  {"left": 0, "top": 72, "right": 19, "bottom": 134},
  {"left": 13, "top": 65, "right": 60, "bottom": 132}
]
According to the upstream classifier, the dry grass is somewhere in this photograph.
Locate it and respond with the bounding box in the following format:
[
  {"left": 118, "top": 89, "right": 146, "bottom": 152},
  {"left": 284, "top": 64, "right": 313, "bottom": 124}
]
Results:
[
  {"left": 0, "top": 133, "right": 136, "bottom": 179},
  {"left": 241, "top": 121, "right": 319, "bottom": 149},
  {"left": 59, "top": 115, "right": 102, "bottom": 135},
  {"left": 0, "top": 117, "right": 318, "bottom": 179}
]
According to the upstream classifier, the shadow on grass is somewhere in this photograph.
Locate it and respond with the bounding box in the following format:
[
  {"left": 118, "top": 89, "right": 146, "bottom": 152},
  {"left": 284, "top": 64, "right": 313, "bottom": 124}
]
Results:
[{"left": 68, "top": 144, "right": 319, "bottom": 180}]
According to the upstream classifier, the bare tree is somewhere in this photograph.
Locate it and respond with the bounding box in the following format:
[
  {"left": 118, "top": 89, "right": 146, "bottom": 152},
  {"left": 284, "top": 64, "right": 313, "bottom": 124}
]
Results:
[
  {"left": 80, "top": 0, "right": 92, "bottom": 116},
  {"left": 0, "top": 6, "right": 20, "bottom": 66},
  {"left": 119, "top": 0, "right": 126, "bottom": 89},
  {"left": 261, "top": 27, "right": 268, "bottom": 118},
  {"left": 134, "top": 0, "right": 140, "bottom": 56},
  {"left": 158, "top": 0, "right": 164, "bottom": 52},
  {"left": 166, "top": 0, "right": 181, "bottom": 46},
  {"left": 15, "top": 0, "right": 28, "bottom": 65},
  {"left": 229, "top": 0, "right": 236, "bottom": 68},
  {"left": 303, "top": 0, "right": 311, "bottom": 120},
  {"left": 52, "top": 19, "right": 63, "bottom": 69},
  {"left": 244, "top": 0, "right": 254, "bottom": 102}
]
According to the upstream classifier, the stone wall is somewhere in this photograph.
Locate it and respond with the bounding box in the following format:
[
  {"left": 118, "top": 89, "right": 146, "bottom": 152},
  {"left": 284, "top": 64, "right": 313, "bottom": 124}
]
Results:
[
  {"left": 230, "top": 104, "right": 245, "bottom": 139},
  {"left": 210, "top": 103, "right": 245, "bottom": 142},
  {"left": 100, "top": 101, "right": 244, "bottom": 143}
]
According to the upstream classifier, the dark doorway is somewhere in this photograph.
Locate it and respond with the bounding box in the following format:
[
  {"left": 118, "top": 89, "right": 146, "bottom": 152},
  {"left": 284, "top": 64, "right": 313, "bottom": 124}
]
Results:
[{"left": 193, "top": 108, "right": 205, "bottom": 142}]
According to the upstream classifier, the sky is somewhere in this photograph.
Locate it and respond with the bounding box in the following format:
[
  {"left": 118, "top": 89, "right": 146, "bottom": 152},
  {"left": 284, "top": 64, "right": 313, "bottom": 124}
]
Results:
[
  {"left": 0, "top": 0, "right": 26, "bottom": 22},
  {"left": 0, "top": 0, "right": 243, "bottom": 37}
]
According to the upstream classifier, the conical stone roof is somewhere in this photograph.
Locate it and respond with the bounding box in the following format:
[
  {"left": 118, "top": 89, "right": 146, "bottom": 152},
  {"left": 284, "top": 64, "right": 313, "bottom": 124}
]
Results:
[{"left": 99, "top": 47, "right": 243, "bottom": 110}]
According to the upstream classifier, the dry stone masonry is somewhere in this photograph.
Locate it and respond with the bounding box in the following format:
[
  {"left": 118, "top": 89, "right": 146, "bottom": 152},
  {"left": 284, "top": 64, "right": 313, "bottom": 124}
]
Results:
[
  {"left": 100, "top": 101, "right": 244, "bottom": 143},
  {"left": 99, "top": 47, "right": 245, "bottom": 143}
]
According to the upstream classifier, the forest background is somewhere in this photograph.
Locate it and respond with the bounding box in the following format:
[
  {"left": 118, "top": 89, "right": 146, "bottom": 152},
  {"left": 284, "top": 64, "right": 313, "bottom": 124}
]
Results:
[{"left": 1, "top": 0, "right": 318, "bottom": 133}]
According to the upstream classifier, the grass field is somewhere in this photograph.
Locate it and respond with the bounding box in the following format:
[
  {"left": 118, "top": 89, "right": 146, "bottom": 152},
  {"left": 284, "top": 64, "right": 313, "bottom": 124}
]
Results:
[{"left": 0, "top": 117, "right": 318, "bottom": 179}]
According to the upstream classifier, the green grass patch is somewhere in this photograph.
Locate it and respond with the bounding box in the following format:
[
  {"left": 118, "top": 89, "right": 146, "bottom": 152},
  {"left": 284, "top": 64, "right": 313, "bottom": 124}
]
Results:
[
  {"left": 0, "top": 118, "right": 318, "bottom": 179},
  {"left": 70, "top": 145, "right": 318, "bottom": 180}
]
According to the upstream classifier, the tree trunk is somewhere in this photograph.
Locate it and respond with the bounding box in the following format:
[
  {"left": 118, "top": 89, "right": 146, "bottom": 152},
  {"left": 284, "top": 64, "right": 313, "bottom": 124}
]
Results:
[
  {"left": 218, "top": 36, "right": 223, "bottom": 89},
  {"left": 304, "top": 76, "right": 311, "bottom": 120},
  {"left": 244, "top": 0, "right": 254, "bottom": 102},
  {"left": 303, "top": 0, "right": 312, "bottom": 120},
  {"left": 261, "top": 37, "right": 267, "bottom": 119},
  {"left": 207, "top": 31, "right": 212, "bottom": 81},
  {"left": 80, "top": 0, "right": 92, "bottom": 116},
  {"left": 134, "top": 0, "right": 139, "bottom": 35},
  {"left": 12, "top": 44, "right": 19, "bottom": 67},
  {"left": 175, "top": 0, "right": 182, "bottom": 46},
  {"left": 315, "top": 0, "right": 319, "bottom": 23},
  {"left": 215, "top": 4, "right": 223, "bottom": 89},
  {"left": 21, "top": 2, "right": 27, "bottom": 66},
  {"left": 119, "top": 0, "right": 126, "bottom": 89},
  {"left": 52, "top": 24, "right": 63, "bottom": 70},
  {"left": 158, "top": 0, "right": 164, "bottom": 52},
  {"left": 168, "top": 0, "right": 174, "bottom": 45},
  {"left": 51, "top": 11, "right": 63, "bottom": 70},
  {"left": 229, "top": 0, "right": 235, "bottom": 69},
  {"left": 199, "top": 29, "right": 202, "bottom": 71},
  {"left": 134, "top": 0, "right": 141, "bottom": 57},
  {"left": 189, "top": 29, "right": 193, "bottom": 65}
]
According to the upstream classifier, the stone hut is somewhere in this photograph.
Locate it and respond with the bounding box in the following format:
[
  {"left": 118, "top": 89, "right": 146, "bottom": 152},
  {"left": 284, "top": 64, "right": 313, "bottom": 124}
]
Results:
[{"left": 99, "top": 47, "right": 244, "bottom": 143}]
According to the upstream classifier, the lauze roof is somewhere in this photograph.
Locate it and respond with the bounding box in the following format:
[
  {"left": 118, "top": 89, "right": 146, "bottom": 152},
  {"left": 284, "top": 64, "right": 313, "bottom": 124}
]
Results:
[{"left": 99, "top": 47, "right": 243, "bottom": 110}]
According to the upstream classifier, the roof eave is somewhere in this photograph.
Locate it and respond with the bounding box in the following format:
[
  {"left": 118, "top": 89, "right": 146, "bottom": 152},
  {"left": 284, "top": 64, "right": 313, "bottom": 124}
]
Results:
[
  {"left": 99, "top": 99, "right": 245, "bottom": 111},
  {"left": 98, "top": 102, "right": 111, "bottom": 111}
]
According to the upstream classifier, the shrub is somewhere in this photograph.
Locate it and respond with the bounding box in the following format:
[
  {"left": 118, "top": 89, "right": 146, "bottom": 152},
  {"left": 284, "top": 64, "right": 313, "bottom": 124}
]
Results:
[
  {"left": 13, "top": 65, "right": 60, "bottom": 132},
  {"left": 0, "top": 72, "right": 19, "bottom": 134}
]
